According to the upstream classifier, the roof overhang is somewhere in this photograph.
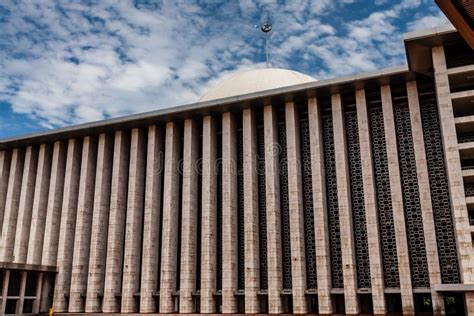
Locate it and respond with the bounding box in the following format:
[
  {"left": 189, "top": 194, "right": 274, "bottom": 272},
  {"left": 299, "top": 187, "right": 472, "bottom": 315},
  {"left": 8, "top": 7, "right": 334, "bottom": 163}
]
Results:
[
  {"left": 0, "top": 65, "right": 415, "bottom": 150},
  {"left": 435, "top": 0, "right": 474, "bottom": 50},
  {"left": 404, "top": 25, "right": 462, "bottom": 74}
]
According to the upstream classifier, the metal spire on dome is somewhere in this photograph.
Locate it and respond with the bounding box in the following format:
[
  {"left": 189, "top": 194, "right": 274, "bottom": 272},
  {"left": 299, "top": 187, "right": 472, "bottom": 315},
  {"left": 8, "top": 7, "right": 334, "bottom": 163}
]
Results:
[{"left": 256, "top": 16, "right": 272, "bottom": 68}]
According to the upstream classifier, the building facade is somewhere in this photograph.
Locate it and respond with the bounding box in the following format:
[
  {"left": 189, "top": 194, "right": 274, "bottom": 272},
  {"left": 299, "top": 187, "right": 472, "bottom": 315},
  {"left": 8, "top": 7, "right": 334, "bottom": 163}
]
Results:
[{"left": 0, "top": 26, "right": 474, "bottom": 315}]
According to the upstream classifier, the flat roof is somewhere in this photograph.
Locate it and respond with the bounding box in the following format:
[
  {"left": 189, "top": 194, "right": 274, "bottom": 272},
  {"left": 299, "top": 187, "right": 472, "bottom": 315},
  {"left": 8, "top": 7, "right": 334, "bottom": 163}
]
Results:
[{"left": 0, "top": 26, "right": 462, "bottom": 150}]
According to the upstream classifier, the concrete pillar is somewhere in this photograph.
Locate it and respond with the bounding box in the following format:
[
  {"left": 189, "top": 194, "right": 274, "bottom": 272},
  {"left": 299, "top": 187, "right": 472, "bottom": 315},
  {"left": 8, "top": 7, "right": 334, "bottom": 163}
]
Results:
[
  {"left": 221, "top": 112, "right": 238, "bottom": 313},
  {"left": 15, "top": 271, "right": 27, "bottom": 314},
  {"left": 103, "top": 131, "right": 130, "bottom": 313},
  {"left": 242, "top": 109, "right": 260, "bottom": 313},
  {"left": 160, "top": 122, "right": 181, "bottom": 313},
  {"left": 200, "top": 116, "right": 217, "bottom": 313},
  {"left": 41, "top": 141, "right": 67, "bottom": 267},
  {"left": 0, "top": 150, "right": 11, "bottom": 231},
  {"left": 85, "top": 134, "right": 113, "bottom": 313},
  {"left": 12, "top": 146, "right": 38, "bottom": 264},
  {"left": 53, "top": 138, "right": 82, "bottom": 312},
  {"left": 179, "top": 119, "right": 200, "bottom": 313},
  {"left": 0, "top": 148, "right": 24, "bottom": 262},
  {"left": 26, "top": 144, "right": 53, "bottom": 265},
  {"left": 381, "top": 84, "right": 414, "bottom": 314},
  {"left": 307, "top": 97, "right": 333, "bottom": 314},
  {"left": 1, "top": 271, "right": 9, "bottom": 315},
  {"left": 331, "top": 93, "right": 359, "bottom": 314},
  {"left": 264, "top": 104, "right": 283, "bottom": 314},
  {"left": 285, "top": 101, "right": 308, "bottom": 313},
  {"left": 121, "top": 128, "right": 147, "bottom": 313},
  {"left": 32, "top": 273, "right": 43, "bottom": 313},
  {"left": 69, "top": 136, "right": 98, "bottom": 312},
  {"left": 432, "top": 46, "right": 474, "bottom": 311},
  {"left": 140, "top": 125, "right": 163, "bottom": 313},
  {"left": 355, "top": 89, "right": 386, "bottom": 314},
  {"left": 406, "top": 80, "right": 445, "bottom": 313}
]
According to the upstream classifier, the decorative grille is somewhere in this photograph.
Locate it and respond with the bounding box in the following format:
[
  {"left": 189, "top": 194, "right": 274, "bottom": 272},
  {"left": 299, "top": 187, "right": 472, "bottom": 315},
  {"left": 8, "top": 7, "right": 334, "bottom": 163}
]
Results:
[
  {"left": 457, "top": 133, "right": 474, "bottom": 144},
  {"left": 369, "top": 106, "right": 400, "bottom": 288},
  {"left": 464, "top": 184, "right": 474, "bottom": 197},
  {"left": 237, "top": 122, "right": 245, "bottom": 290},
  {"left": 393, "top": 93, "right": 430, "bottom": 288},
  {"left": 257, "top": 113, "right": 268, "bottom": 290},
  {"left": 418, "top": 79, "right": 461, "bottom": 284},
  {"left": 345, "top": 108, "right": 371, "bottom": 288},
  {"left": 322, "top": 112, "right": 344, "bottom": 288},
  {"left": 278, "top": 109, "right": 292, "bottom": 290},
  {"left": 216, "top": 122, "right": 223, "bottom": 290},
  {"left": 298, "top": 105, "right": 317, "bottom": 290}
]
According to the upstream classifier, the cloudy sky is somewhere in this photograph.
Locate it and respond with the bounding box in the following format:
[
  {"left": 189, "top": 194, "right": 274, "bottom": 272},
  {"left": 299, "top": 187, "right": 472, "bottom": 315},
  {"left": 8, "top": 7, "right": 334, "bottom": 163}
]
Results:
[{"left": 0, "top": 0, "right": 449, "bottom": 138}]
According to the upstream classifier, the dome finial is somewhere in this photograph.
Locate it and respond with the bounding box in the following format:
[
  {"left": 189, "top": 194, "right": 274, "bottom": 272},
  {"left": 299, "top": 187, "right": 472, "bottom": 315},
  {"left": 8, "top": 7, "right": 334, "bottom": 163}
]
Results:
[{"left": 256, "top": 15, "right": 272, "bottom": 68}]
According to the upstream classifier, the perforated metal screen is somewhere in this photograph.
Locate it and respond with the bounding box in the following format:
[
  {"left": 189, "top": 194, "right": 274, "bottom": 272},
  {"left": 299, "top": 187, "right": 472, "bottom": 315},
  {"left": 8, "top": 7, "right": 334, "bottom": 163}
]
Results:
[
  {"left": 322, "top": 111, "right": 344, "bottom": 289},
  {"left": 369, "top": 105, "right": 400, "bottom": 288},
  {"left": 418, "top": 79, "right": 460, "bottom": 284},
  {"left": 392, "top": 89, "right": 430, "bottom": 288},
  {"left": 345, "top": 107, "right": 371, "bottom": 289}
]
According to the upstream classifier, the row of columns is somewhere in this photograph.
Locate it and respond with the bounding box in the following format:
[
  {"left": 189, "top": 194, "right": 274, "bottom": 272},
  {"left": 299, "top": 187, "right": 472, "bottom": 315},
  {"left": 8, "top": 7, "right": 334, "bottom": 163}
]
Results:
[
  {"left": 432, "top": 46, "right": 474, "bottom": 314},
  {"left": 0, "top": 76, "right": 462, "bottom": 314}
]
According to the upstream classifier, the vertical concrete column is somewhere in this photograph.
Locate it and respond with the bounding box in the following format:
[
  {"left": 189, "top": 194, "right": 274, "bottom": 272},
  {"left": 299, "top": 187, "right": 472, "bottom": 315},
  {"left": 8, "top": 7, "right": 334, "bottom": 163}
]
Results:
[
  {"left": 307, "top": 97, "right": 333, "bottom": 314},
  {"left": 0, "top": 150, "right": 11, "bottom": 231},
  {"left": 381, "top": 84, "right": 414, "bottom": 314},
  {"left": 0, "top": 148, "right": 24, "bottom": 262},
  {"left": 85, "top": 134, "right": 113, "bottom": 312},
  {"left": 264, "top": 104, "right": 283, "bottom": 314},
  {"left": 160, "top": 122, "right": 181, "bottom": 313},
  {"left": 200, "top": 116, "right": 217, "bottom": 313},
  {"left": 41, "top": 141, "right": 67, "bottom": 267},
  {"left": 221, "top": 112, "right": 238, "bottom": 313},
  {"left": 16, "top": 271, "right": 27, "bottom": 314},
  {"left": 32, "top": 273, "right": 43, "bottom": 313},
  {"left": 285, "top": 101, "right": 308, "bottom": 313},
  {"left": 355, "top": 89, "right": 386, "bottom": 314},
  {"left": 1, "top": 271, "right": 9, "bottom": 314},
  {"left": 179, "top": 119, "right": 200, "bottom": 313},
  {"left": 53, "top": 138, "right": 82, "bottom": 312},
  {"left": 242, "top": 109, "right": 260, "bottom": 313},
  {"left": 121, "top": 128, "right": 147, "bottom": 313},
  {"left": 12, "top": 146, "right": 38, "bottom": 263},
  {"left": 406, "top": 80, "right": 445, "bottom": 313},
  {"left": 69, "top": 136, "right": 98, "bottom": 312},
  {"left": 103, "top": 131, "right": 130, "bottom": 313},
  {"left": 332, "top": 93, "right": 359, "bottom": 315},
  {"left": 26, "top": 144, "right": 52, "bottom": 265},
  {"left": 432, "top": 46, "right": 474, "bottom": 311},
  {"left": 140, "top": 125, "right": 163, "bottom": 313}
]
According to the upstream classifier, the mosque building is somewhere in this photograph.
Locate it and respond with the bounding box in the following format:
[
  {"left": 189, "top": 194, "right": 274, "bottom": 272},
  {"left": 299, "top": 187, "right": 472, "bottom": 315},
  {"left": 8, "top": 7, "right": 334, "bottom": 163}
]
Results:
[{"left": 0, "top": 18, "right": 474, "bottom": 316}]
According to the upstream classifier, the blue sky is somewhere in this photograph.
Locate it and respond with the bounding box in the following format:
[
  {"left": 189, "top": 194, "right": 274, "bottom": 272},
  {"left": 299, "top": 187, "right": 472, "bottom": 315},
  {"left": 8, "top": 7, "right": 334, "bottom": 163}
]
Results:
[{"left": 0, "top": 0, "right": 449, "bottom": 139}]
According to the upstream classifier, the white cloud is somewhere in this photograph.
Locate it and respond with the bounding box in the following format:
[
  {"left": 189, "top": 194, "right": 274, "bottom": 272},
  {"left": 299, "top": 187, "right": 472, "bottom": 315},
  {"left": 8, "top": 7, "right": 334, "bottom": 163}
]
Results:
[
  {"left": 407, "top": 12, "right": 450, "bottom": 31},
  {"left": 0, "top": 0, "right": 450, "bottom": 131}
]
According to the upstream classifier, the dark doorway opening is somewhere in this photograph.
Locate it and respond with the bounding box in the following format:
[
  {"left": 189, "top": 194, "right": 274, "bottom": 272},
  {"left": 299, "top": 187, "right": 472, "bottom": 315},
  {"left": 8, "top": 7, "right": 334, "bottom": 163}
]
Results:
[
  {"left": 386, "top": 293, "right": 403, "bottom": 314},
  {"left": 444, "top": 293, "right": 465, "bottom": 316},
  {"left": 359, "top": 293, "right": 374, "bottom": 314}
]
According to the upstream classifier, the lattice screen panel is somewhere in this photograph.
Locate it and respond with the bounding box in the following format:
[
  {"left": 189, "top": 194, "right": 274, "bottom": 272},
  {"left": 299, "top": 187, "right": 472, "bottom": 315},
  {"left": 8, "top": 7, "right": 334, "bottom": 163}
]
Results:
[
  {"left": 216, "top": 122, "right": 223, "bottom": 290},
  {"left": 418, "top": 79, "right": 460, "bottom": 284},
  {"left": 322, "top": 112, "right": 344, "bottom": 288},
  {"left": 345, "top": 109, "right": 371, "bottom": 288},
  {"left": 369, "top": 106, "right": 400, "bottom": 288},
  {"left": 257, "top": 115, "right": 268, "bottom": 290},
  {"left": 278, "top": 109, "right": 293, "bottom": 290},
  {"left": 298, "top": 106, "right": 317, "bottom": 290},
  {"left": 393, "top": 94, "right": 430, "bottom": 288},
  {"left": 237, "top": 123, "right": 245, "bottom": 290}
]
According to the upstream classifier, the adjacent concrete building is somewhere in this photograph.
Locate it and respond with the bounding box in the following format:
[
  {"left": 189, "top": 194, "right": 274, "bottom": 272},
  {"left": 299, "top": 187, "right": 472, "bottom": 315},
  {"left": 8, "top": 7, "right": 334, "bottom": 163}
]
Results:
[{"left": 0, "top": 26, "right": 474, "bottom": 315}]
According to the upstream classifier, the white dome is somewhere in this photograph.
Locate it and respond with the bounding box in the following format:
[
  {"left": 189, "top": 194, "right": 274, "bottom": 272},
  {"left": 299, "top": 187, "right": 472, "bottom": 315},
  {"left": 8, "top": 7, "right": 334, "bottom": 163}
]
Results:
[{"left": 200, "top": 68, "right": 317, "bottom": 102}]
